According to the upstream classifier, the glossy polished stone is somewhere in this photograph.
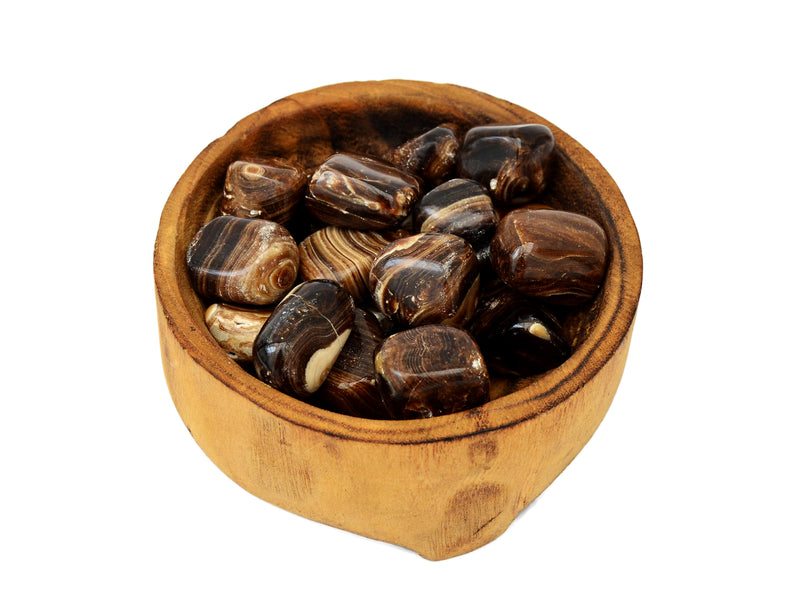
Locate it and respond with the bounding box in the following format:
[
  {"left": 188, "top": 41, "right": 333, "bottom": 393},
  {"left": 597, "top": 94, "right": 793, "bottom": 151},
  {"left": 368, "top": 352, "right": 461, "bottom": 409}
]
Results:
[
  {"left": 470, "top": 283, "right": 570, "bottom": 376},
  {"left": 491, "top": 208, "right": 608, "bottom": 304},
  {"left": 458, "top": 124, "right": 555, "bottom": 205},
  {"left": 369, "top": 232, "right": 480, "bottom": 328},
  {"left": 253, "top": 280, "right": 355, "bottom": 398},
  {"left": 374, "top": 325, "right": 489, "bottom": 419},
  {"left": 413, "top": 178, "right": 498, "bottom": 250},
  {"left": 204, "top": 303, "right": 273, "bottom": 363},
  {"left": 306, "top": 153, "right": 421, "bottom": 229},
  {"left": 298, "top": 226, "right": 406, "bottom": 302},
  {"left": 221, "top": 158, "right": 306, "bottom": 224},
  {"left": 314, "top": 308, "right": 388, "bottom": 419},
  {"left": 186, "top": 215, "right": 299, "bottom": 305},
  {"left": 385, "top": 124, "right": 459, "bottom": 187}
]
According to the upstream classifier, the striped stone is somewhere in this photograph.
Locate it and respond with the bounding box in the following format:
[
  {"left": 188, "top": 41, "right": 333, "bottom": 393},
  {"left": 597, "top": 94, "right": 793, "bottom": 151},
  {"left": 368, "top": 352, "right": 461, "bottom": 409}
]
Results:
[
  {"left": 186, "top": 215, "right": 299, "bottom": 305},
  {"left": 298, "top": 226, "right": 406, "bottom": 301}
]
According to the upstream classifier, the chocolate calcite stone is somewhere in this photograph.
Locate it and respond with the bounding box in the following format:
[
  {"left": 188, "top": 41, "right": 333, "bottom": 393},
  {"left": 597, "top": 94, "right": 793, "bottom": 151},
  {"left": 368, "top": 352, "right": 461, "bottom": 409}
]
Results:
[
  {"left": 458, "top": 123, "right": 555, "bottom": 205},
  {"left": 470, "top": 283, "right": 570, "bottom": 376},
  {"left": 186, "top": 215, "right": 299, "bottom": 305},
  {"left": 204, "top": 303, "right": 273, "bottom": 363},
  {"left": 413, "top": 178, "right": 498, "bottom": 250},
  {"left": 385, "top": 124, "right": 459, "bottom": 187},
  {"left": 374, "top": 325, "right": 489, "bottom": 419},
  {"left": 369, "top": 232, "right": 480, "bottom": 328},
  {"left": 221, "top": 158, "right": 306, "bottom": 224},
  {"left": 306, "top": 153, "right": 421, "bottom": 229},
  {"left": 314, "top": 308, "right": 388, "bottom": 419},
  {"left": 253, "top": 280, "right": 355, "bottom": 398},
  {"left": 491, "top": 208, "right": 608, "bottom": 305},
  {"left": 298, "top": 226, "right": 406, "bottom": 302}
]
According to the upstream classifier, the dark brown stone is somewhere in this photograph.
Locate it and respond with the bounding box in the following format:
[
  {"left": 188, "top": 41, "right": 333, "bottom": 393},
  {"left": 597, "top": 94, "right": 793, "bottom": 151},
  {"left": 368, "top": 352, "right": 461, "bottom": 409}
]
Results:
[
  {"left": 221, "top": 158, "right": 306, "bottom": 224},
  {"left": 458, "top": 124, "right": 554, "bottom": 205},
  {"left": 305, "top": 153, "right": 421, "bottom": 229},
  {"left": 313, "top": 308, "right": 388, "bottom": 419},
  {"left": 253, "top": 280, "right": 355, "bottom": 398},
  {"left": 385, "top": 124, "right": 459, "bottom": 187},
  {"left": 298, "top": 227, "right": 406, "bottom": 302},
  {"left": 470, "top": 282, "right": 570, "bottom": 376},
  {"left": 490, "top": 208, "right": 608, "bottom": 304},
  {"left": 186, "top": 215, "right": 299, "bottom": 305},
  {"left": 413, "top": 178, "right": 498, "bottom": 250},
  {"left": 374, "top": 325, "right": 489, "bottom": 419},
  {"left": 369, "top": 232, "right": 480, "bottom": 328}
]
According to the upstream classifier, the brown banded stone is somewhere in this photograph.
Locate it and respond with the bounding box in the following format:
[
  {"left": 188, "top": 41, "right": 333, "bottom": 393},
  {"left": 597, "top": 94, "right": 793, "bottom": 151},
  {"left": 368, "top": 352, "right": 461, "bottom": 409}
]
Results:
[
  {"left": 374, "top": 325, "right": 489, "bottom": 419},
  {"left": 298, "top": 226, "right": 406, "bottom": 302},
  {"left": 186, "top": 215, "right": 299, "bottom": 305},
  {"left": 305, "top": 153, "right": 421, "bottom": 229},
  {"left": 458, "top": 124, "right": 555, "bottom": 205},
  {"left": 253, "top": 280, "right": 355, "bottom": 398},
  {"left": 413, "top": 178, "right": 498, "bottom": 250},
  {"left": 204, "top": 303, "right": 273, "bottom": 363},
  {"left": 470, "top": 282, "right": 570, "bottom": 376},
  {"left": 490, "top": 208, "right": 608, "bottom": 304},
  {"left": 314, "top": 308, "right": 389, "bottom": 419},
  {"left": 385, "top": 124, "right": 459, "bottom": 187},
  {"left": 369, "top": 232, "right": 480, "bottom": 328},
  {"left": 221, "top": 158, "right": 306, "bottom": 224}
]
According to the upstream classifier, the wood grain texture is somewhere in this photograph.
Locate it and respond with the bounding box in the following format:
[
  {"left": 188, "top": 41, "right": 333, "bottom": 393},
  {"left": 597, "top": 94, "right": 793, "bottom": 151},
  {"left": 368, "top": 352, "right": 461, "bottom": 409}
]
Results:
[{"left": 154, "top": 80, "right": 643, "bottom": 560}]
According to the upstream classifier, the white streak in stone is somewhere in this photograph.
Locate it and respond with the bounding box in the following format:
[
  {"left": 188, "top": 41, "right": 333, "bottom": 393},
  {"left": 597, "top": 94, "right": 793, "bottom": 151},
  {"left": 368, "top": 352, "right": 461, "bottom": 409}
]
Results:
[
  {"left": 303, "top": 328, "right": 351, "bottom": 393},
  {"left": 528, "top": 322, "right": 551, "bottom": 341}
]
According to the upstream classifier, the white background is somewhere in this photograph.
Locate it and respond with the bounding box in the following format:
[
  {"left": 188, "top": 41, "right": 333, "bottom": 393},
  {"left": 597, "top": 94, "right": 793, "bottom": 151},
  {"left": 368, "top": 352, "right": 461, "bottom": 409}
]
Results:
[{"left": 2, "top": 1, "right": 798, "bottom": 598}]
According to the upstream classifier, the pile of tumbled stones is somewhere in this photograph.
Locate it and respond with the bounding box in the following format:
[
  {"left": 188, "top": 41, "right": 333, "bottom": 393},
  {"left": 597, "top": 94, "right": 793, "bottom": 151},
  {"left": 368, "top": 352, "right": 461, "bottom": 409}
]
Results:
[{"left": 185, "top": 123, "right": 608, "bottom": 419}]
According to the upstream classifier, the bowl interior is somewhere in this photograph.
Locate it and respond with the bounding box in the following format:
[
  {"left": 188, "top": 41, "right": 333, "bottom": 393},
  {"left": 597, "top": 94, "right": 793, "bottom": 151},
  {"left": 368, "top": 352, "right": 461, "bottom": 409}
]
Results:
[{"left": 158, "top": 80, "right": 640, "bottom": 443}]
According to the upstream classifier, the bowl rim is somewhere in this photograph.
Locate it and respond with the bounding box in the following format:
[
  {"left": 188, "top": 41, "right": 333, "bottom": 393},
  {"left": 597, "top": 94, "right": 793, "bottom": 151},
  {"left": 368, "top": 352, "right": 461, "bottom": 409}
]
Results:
[{"left": 154, "top": 79, "right": 642, "bottom": 445}]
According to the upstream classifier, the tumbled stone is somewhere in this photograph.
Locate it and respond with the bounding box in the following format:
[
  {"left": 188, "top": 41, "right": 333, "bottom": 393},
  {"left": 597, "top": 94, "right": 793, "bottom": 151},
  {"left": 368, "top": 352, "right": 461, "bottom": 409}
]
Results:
[
  {"left": 305, "top": 153, "right": 421, "bottom": 229},
  {"left": 470, "top": 282, "right": 570, "bottom": 376},
  {"left": 413, "top": 178, "right": 498, "bottom": 251},
  {"left": 253, "top": 280, "right": 355, "bottom": 398},
  {"left": 298, "top": 226, "right": 406, "bottom": 302},
  {"left": 385, "top": 124, "right": 459, "bottom": 187},
  {"left": 490, "top": 208, "right": 608, "bottom": 304},
  {"left": 369, "top": 232, "right": 480, "bottom": 328},
  {"left": 314, "top": 308, "right": 387, "bottom": 419},
  {"left": 458, "top": 123, "right": 555, "bottom": 205},
  {"left": 221, "top": 158, "right": 306, "bottom": 224},
  {"left": 186, "top": 215, "right": 299, "bottom": 305},
  {"left": 374, "top": 325, "right": 490, "bottom": 419},
  {"left": 204, "top": 303, "right": 273, "bottom": 363}
]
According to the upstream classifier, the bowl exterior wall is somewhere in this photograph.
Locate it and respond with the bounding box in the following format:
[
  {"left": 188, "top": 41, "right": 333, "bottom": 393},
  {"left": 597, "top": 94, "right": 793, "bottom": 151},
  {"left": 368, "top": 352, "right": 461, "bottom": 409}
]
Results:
[{"left": 157, "top": 291, "right": 633, "bottom": 559}]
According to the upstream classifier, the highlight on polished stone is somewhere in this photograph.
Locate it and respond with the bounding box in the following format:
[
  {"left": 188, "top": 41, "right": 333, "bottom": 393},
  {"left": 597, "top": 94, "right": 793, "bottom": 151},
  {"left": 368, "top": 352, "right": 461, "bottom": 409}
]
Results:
[
  {"left": 458, "top": 123, "right": 555, "bottom": 205},
  {"left": 186, "top": 215, "right": 299, "bottom": 305},
  {"left": 385, "top": 124, "right": 459, "bottom": 188},
  {"left": 221, "top": 157, "right": 306, "bottom": 224},
  {"left": 313, "top": 308, "right": 388, "bottom": 419},
  {"left": 305, "top": 153, "right": 421, "bottom": 229},
  {"left": 298, "top": 226, "right": 406, "bottom": 302},
  {"left": 204, "top": 303, "right": 273, "bottom": 363},
  {"left": 253, "top": 280, "right": 355, "bottom": 398},
  {"left": 470, "top": 282, "right": 570, "bottom": 376},
  {"left": 413, "top": 178, "right": 498, "bottom": 251},
  {"left": 491, "top": 208, "right": 608, "bottom": 305},
  {"left": 374, "top": 325, "right": 490, "bottom": 419},
  {"left": 369, "top": 232, "right": 480, "bottom": 328}
]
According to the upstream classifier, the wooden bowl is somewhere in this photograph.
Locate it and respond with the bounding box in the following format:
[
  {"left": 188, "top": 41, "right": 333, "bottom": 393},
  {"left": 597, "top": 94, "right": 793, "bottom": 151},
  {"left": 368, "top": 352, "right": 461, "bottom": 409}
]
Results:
[{"left": 153, "top": 80, "right": 643, "bottom": 560}]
